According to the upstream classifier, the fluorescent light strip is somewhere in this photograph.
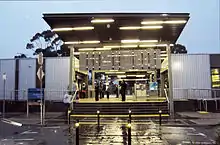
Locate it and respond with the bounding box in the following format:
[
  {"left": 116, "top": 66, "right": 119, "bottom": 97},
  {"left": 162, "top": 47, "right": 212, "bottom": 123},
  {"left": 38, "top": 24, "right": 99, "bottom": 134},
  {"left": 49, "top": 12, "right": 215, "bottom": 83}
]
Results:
[
  {"left": 91, "top": 19, "right": 114, "bottom": 23},
  {"left": 141, "top": 20, "right": 187, "bottom": 25},
  {"left": 127, "top": 75, "right": 145, "bottom": 77},
  {"left": 119, "top": 25, "right": 162, "bottom": 30},
  {"left": 64, "top": 40, "right": 100, "bottom": 44},
  {"left": 52, "top": 26, "right": 94, "bottom": 32},
  {"left": 139, "top": 44, "right": 174, "bottom": 47},
  {"left": 52, "top": 28, "right": 73, "bottom": 32},
  {"left": 121, "top": 39, "right": 158, "bottom": 43},
  {"left": 78, "top": 47, "right": 111, "bottom": 51},
  {"left": 72, "top": 26, "right": 94, "bottom": 30}
]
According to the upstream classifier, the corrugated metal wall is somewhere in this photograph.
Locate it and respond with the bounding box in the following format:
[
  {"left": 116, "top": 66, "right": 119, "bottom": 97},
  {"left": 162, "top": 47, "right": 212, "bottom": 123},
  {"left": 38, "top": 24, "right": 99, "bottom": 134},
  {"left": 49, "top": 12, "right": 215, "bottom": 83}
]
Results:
[
  {"left": 171, "top": 54, "right": 212, "bottom": 100},
  {"left": 45, "top": 57, "right": 70, "bottom": 101},
  {"left": 18, "top": 59, "right": 36, "bottom": 100},
  {"left": 0, "top": 59, "right": 16, "bottom": 100}
]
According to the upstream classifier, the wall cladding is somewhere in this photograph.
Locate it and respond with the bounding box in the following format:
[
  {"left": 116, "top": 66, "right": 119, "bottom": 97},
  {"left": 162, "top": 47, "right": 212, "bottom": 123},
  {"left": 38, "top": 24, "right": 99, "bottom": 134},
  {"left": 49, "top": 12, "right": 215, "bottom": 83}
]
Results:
[
  {"left": 18, "top": 59, "right": 36, "bottom": 100},
  {"left": 44, "top": 57, "right": 69, "bottom": 101},
  {"left": 0, "top": 59, "right": 16, "bottom": 100},
  {"left": 171, "top": 54, "right": 212, "bottom": 100}
]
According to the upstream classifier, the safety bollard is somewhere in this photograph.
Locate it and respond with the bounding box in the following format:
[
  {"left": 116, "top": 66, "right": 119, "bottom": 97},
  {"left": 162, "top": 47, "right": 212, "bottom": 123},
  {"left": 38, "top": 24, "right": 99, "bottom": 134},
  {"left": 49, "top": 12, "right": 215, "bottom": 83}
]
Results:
[
  {"left": 68, "top": 110, "right": 71, "bottom": 125},
  {"left": 75, "top": 120, "right": 79, "bottom": 145},
  {"left": 159, "top": 110, "right": 162, "bottom": 126},
  {"left": 97, "top": 110, "right": 100, "bottom": 126},
  {"left": 128, "top": 110, "right": 131, "bottom": 123},
  {"left": 127, "top": 123, "right": 131, "bottom": 145}
]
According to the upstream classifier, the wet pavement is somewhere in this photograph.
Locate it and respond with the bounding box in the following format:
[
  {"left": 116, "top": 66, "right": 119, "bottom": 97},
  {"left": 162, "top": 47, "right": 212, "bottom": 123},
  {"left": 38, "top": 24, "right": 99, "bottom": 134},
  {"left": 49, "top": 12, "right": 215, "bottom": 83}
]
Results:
[{"left": 0, "top": 117, "right": 218, "bottom": 145}]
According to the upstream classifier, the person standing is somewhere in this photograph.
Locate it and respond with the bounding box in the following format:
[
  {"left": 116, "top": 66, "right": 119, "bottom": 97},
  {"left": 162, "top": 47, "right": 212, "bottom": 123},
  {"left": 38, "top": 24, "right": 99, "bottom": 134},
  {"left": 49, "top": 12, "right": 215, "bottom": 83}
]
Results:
[
  {"left": 121, "top": 80, "right": 127, "bottom": 101},
  {"left": 106, "top": 84, "right": 110, "bottom": 100},
  {"left": 72, "top": 80, "right": 79, "bottom": 100},
  {"left": 115, "top": 84, "right": 119, "bottom": 98},
  {"left": 95, "top": 81, "right": 99, "bottom": 101},
  {"left": 81, "top": 82, "right": 87, "bottom": 99},
  {"left": 99, "top": 81, "right": 104, "bottom": 99},
  {"left": 63, "top": 91, "right": 72, "bottom": 123}
]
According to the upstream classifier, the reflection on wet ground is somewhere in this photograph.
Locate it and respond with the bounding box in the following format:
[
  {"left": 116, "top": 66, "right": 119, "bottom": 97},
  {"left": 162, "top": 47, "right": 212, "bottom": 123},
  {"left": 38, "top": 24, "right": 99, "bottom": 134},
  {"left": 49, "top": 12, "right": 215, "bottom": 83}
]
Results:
[{"left": 0, "top": 118, "right": 217, "bottom": 145}]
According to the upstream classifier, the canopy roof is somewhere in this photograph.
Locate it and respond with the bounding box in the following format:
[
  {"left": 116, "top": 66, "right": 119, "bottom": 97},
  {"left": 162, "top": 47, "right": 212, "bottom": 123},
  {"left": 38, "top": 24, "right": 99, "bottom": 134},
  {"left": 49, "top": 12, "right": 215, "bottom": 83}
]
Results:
[{"left": 43, "top": 13, "right": 190, "bottom": 51}]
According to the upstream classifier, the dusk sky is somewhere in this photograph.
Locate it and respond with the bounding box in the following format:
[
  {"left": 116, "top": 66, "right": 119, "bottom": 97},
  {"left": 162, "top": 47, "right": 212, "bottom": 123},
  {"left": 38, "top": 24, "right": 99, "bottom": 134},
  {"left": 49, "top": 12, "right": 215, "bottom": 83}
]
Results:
[{"left": 0, "top": 0, "right": 219, "bottom": 58}]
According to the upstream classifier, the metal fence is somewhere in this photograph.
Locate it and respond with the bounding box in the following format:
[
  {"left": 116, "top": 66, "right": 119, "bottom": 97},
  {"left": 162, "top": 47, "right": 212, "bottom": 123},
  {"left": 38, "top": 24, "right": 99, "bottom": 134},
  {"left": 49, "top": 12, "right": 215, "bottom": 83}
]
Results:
[{"left": 172, "top": 88, "right": 220, "bottom": 100}]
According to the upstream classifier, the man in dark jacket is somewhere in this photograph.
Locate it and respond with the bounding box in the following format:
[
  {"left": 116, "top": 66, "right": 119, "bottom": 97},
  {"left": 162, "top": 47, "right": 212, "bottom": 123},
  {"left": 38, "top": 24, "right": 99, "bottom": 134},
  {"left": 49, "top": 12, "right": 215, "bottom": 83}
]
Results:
[{"left": 121, "top": 80, "right": 127, "bottom": 101}]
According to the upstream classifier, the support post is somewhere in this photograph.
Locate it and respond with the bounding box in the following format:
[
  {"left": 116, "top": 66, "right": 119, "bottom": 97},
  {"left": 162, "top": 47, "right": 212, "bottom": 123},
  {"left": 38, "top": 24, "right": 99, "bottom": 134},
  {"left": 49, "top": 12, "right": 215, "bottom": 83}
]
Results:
[
  {"left": 2, "top": 74, "right": 6, "bottom": 118},
  {"left": 127, "top": 123, "right": 131, "bottom": 145},
  {"left": 159, "top": 110, "right": 162, "bottom": 126},
  {"left": 97, "top": 110, "right": 100, "bottom": 126},
  {"left": 69, "top": 46, "right": 74, "bottom": 110},
  {"left": 75, "top": 120, "right": 79, "bottom": 145},
  {"left": 128, "top": 110, "right": 131, "bottom": 123},
  {"left": 167, "top": 43, "right": 174, "bottom": 119},
  {"left": 92, "top": 71, "right": 95, "bottom": 98}
]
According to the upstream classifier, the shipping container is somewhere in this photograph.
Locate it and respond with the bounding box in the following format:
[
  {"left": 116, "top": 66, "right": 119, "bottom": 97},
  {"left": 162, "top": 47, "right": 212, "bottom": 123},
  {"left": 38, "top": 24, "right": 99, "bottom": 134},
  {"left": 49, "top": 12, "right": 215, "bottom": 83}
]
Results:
[
  {"left": 0, "top": 59, "right": 16, "bottom": 100},
  {"left": 171, "top": 54, "right": 212, "bottom": 100},
  {"left": 18, "top": 58, "right": 36, "bottom": 100}
]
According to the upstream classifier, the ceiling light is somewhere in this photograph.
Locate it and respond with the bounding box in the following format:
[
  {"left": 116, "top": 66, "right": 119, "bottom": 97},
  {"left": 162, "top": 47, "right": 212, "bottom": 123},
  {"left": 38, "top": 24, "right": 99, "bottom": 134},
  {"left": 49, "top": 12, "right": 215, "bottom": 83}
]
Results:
[
  {"left": 78, "top": 48, "right": 95, "bottom": 51},
  {"left": 119, "top": 26, "right": 140, "bottom": 30},
  {"left": 72, "top": 26, "right": 94, "bottom": 30},
  {"left": 91, "top": 19, "right": 114, "bottom": 23},
  {"left": 140, "top": 40, "right": 158, "bottom": 43},
  {"left": 95, "top": 48, "right": 111, "bottom": 51},
  {"left": 164, "top": 20, "right": 187, "bottom": 24},
  {"left": 52, "top": 28, "right": 73, "bottom": 32},
  {"left": 127, "top": 75, "right": 145, "bottom": 77},
  {"left": 121, "top": 45, "right": 138, "bottom": 48},
  {"left": 141, "top": 25, "right": 163, "bottom": 29},
  {"left": 64, "top": 40, "right": 100, "bottom": 44},
  {"left": 139, "top": 44, "right": 174, "bottom": 47},
  {"left": 141, "top": 20, "right": 187, "bottom": 25},
  {"left": 121, "top": 39, "right": 140, "bottom": 43},
  {"left": 104, "top": 45, "right": 120, "bottom": 48},
  {"left": 141, "top": 21, "right": 164, "bottom": 25}
]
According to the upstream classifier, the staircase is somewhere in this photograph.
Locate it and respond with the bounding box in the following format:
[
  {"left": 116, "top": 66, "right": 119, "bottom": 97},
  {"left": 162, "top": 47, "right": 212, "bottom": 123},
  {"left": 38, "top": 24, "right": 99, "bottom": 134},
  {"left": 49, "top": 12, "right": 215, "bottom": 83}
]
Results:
[{"left": 71, "top": 100, "right": 169, "bottom": 118}]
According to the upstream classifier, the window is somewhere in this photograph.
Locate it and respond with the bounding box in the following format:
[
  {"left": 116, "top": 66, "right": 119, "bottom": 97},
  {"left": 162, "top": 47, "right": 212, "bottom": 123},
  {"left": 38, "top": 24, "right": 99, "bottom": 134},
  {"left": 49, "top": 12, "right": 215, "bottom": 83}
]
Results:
[{"left": 211, "top": 68, "right": 220, "bottom": 88}]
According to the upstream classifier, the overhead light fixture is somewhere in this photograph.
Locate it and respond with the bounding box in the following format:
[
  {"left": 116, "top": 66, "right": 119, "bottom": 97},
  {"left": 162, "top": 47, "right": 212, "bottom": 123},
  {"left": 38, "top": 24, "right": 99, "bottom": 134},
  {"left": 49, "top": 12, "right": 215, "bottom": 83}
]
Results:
[
  {"left": 141, "top": 25, "right": 163, "bottom": 29},
  {"left": 164, "top": 20, "right": 187, "bottom": 24},
  {"left": 139, "top": 44, "right": 174, "bottom": 47},
  {"left": 141, "top": 20, "right": 187, "bottom": 25},
  {"left": 121, "top": 45, "right": 138, "bottom": 48},
  {"left": 95, "top": 48, "right": 111, "bottom": 51},
  {"left": 72, "top": 26, "right": 94, "bottom": 30},
  {"left": 127, "top": 75, "right": 145, "bottom": 77},
  {"left": 73, "top": 52, "right": 80, "bottom": 55},
  {"left": 91, "top": 19, "right": 114, "bottom": 23},
  {"left": 121, "top": 39, "right": 158, "bottom": 43},
  {"left": 118, "top": 75, "right": 126, "bottom": 78},
  {"left": 78, "top": 48, "right": 95, "bottom": 51},
  {"left": 121, "top": 39, "right": 140, "bottom": 43},
  {"left": 105, "top": 71, "right": 125, "bottom": 74},
  {"left": 119, "top": 26, "right": 140, "bottom": 30},
  {"left": 52, "top": 28, "right": 73, "bottom": 32},
  {"left": 64, "top": 40, "right": 100, "bottom": 44},
  {"left": 52, "top": 26, "right": 94, "bottom": 31},
  {"left": 119, "top": 26, "right": 162, "bottom": 30}
]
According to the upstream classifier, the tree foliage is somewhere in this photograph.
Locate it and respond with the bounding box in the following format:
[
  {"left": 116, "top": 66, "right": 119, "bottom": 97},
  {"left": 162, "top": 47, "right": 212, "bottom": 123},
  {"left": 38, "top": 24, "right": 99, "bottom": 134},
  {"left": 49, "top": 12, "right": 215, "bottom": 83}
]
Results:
[
  {"left": 171, "top": 44, "right": 187, "bottom": 54},
  {"left": 25, "top": 30, "right": 69, "bottom": 57}
]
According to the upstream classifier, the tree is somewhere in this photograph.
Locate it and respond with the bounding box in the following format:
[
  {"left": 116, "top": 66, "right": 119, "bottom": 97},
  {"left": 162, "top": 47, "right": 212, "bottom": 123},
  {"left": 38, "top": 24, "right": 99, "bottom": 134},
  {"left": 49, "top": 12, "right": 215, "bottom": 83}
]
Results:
[
  {"left": 14, "top": 53, "right": 27, "bottom": 58},
  {"left": 171, "top": 44, "right": 187, "bottom": 54},
  {"left": 25, "top": 30, "right": 69, "bottom": 57}
]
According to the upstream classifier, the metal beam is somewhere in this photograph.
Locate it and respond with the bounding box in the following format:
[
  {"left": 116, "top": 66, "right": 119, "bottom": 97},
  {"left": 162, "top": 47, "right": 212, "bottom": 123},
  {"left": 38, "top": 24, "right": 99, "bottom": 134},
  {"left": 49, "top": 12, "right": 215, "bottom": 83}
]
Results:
[{"left": 167, "top": 43, "right": 174, "bottom": 118}]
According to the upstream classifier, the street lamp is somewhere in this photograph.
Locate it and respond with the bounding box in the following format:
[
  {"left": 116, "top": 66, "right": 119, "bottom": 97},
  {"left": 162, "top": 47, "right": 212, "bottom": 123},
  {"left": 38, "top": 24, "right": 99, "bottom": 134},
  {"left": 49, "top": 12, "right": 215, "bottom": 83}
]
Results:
[{"left": 2, "top": 73, "right": 7, "bottom": 118}]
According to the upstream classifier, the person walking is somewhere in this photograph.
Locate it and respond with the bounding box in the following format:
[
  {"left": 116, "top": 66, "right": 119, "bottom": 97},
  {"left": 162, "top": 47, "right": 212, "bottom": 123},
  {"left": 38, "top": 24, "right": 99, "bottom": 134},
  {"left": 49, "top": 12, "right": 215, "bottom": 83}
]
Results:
[{"left": 106, "top": 84, "right": 110, "bottom": 100}]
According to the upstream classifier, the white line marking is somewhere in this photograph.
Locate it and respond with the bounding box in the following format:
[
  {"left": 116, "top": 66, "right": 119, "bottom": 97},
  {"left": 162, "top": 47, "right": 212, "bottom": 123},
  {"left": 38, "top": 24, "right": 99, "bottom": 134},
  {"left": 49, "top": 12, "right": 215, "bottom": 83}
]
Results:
[
  {"left": 20, "top": 130, "right": 38, "bottom": 134},
  {"left": 2, "top": 119, "right": 22, "bottom": 127},
  {"left": 2, "top": 138, "right": 35, "bottom": 141},
  {"left": 182, "top": 141, "right": 213, "bottom": 144}
]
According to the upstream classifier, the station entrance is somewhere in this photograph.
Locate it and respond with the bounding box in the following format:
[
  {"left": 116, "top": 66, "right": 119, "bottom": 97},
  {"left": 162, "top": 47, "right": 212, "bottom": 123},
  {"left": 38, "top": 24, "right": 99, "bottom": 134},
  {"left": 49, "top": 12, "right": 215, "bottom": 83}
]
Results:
[{"left": 43, "top": 12, "right": 190, "bottom": 117}]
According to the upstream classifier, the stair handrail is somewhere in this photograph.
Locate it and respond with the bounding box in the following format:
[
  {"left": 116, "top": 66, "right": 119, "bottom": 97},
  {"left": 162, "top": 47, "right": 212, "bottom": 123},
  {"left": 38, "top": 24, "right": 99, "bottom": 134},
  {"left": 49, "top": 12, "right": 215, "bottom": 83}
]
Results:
[{"left": 164, "top": 89, "right": 170, "bottom": 110}]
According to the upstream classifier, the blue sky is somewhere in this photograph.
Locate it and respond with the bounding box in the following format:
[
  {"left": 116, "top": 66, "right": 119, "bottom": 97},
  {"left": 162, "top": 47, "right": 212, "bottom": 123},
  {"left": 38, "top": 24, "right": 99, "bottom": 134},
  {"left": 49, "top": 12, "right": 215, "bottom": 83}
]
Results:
[{"left": 0, "top": 0, "right": 219, "bottom": 58}]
